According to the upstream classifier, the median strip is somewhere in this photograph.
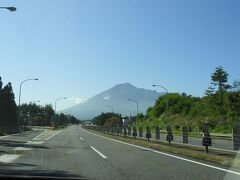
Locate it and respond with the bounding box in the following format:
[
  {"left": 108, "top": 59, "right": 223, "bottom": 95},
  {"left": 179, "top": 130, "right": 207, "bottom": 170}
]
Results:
[{"left": 90, "top": 146, "right": 107, "bottom": 159}]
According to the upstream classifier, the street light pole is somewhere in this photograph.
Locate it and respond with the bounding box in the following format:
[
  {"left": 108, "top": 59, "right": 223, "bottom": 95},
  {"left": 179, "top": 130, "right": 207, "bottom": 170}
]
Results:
[
  {"left": 128, "top": 99, "right": 139, "bottom": 115},
  {"left": 18, "top": 78, "right": 38, "bottom": 129},
  {"left": 54, "top": 97, "right": 67, "bottom": 112},
  {"left": 19, "top": 79, "right": 39, "bottom": 107},
  {"left": 152, "top": 84, "right": 169, "bottom": 113}
]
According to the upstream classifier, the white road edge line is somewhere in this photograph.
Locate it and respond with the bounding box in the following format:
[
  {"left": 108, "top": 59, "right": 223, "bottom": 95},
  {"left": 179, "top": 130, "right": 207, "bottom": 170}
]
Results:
[
  {"left": 81, "top": 127, "right": 240, "bottom": 176},
  {"left": 90, "top": 146, "right": 107, "bottom": 159},
  {"left": 80, "top": 137, "right": 84, "bottom": 141}
]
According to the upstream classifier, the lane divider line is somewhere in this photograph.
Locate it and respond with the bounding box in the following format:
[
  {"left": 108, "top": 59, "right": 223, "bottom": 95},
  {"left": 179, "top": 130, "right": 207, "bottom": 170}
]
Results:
[
  {"left": 80, "top": 137, "right": 84, "bottom": 141},
  {"left": 90, "top": 146, "right": 107, "bottom": 159},
  {"left": 81, "top": 127, "right": 240, "bottom": 176}
]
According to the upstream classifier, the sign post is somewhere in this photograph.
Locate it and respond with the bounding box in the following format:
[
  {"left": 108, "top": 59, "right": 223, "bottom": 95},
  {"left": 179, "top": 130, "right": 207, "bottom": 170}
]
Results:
[{"left": 183, "top": 126, "right": 188, "bottom": 144}]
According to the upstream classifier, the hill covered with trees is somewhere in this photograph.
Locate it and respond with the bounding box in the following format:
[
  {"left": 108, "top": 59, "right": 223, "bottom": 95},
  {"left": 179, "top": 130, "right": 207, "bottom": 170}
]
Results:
[{"left": 131, "top": 66, "right": 240, "bottom": 133}]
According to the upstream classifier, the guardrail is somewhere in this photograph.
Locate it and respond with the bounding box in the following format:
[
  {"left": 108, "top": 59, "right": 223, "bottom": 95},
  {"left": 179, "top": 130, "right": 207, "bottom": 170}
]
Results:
[{"left": 82, "top": 125, "right": 240, "bottom": 152}]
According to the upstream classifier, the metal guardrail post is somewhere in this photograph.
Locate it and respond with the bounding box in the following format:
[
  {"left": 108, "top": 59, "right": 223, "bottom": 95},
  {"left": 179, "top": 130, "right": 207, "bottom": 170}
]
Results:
[
  {"left": 183, "top": 126, "right": 189, "bottom": 144},
  {"left": 139, "top": 127, "right": 143, "bottom": 137},
  {"left": 128, "top": 126, "right": 131, "bottom": 136},
  {"left": 156, "top": 125, "right": 160, "bottom": 140},
  {"left": 233, "top": 125, "right": 240, "bottom": 150},
  {"left": 166, "top": 126, "right": 173, "bottom": 144}
]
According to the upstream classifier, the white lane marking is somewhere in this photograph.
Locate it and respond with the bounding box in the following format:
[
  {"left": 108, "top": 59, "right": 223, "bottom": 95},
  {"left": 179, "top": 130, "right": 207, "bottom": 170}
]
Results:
[
  {"left": 0, "top": 155, "right": 21, "bottom": 163},
  {"left": 0, "top": 135, "right": 9, "bottom": 139},
  {"left": 76, "top": 133, "right": 79, "bottom": 136},
  {"left": 45, "top": 130, "right": 62, "bottom": 140},
  {"left": 24, "top": 130, "right": 61, "bottom": 145},
  {"left": 25, "top": 141, "right": 43, "bottom": 145},
  {"left": 80, "top": 137, "right": 84, "bottom": 141},
  {"left": 81, "top": 127, "right": 240, "bottom": 176},
  {"left": 90, "top": 146, "right": 107, "bottom": 159},
  {"left": 33, "top": 130, "right": 47, "bottom": 140},
  {"left": 14, "top": 147, "right": 32, "bottom": 151}
]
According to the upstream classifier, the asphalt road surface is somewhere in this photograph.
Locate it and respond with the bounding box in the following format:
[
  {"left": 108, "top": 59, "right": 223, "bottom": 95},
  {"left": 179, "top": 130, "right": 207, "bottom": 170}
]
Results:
[{"left": 0, "top": 125, "right": 239, "bottom": 180}]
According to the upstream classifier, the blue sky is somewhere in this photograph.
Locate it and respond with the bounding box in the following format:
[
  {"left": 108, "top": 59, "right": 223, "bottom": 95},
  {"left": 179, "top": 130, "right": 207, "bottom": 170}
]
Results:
[{"left": 0, "top": 0, "right": 240, "bottom": 111}]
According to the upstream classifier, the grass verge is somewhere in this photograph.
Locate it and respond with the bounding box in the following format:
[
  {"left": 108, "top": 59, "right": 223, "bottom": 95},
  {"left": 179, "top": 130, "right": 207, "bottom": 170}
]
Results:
[{"left": 84, "top": 128, "right": 240, "bottom": 169}]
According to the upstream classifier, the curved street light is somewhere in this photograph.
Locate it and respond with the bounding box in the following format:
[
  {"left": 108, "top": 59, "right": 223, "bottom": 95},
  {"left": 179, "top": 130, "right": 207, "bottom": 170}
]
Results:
[
  {"left": 0, "top": 7, "right": 16, "bottom": 12},
  {"left": 18, "top": 78, "right": 39, "bottom": 129},
  {"left": 105, "top": 105, "right": 113, "bottom": 113},
  {"left": 18, "top": 78, "right": 39, "bottom": 107},
  {"left": 128, "top": 99, "right": 139, "bottom": 115},
  {"left": 54, "top": 97, "right": 66, "bottom": 112},
  {"left": 152, "top": 84, "right": 169, "bottom": 113}
]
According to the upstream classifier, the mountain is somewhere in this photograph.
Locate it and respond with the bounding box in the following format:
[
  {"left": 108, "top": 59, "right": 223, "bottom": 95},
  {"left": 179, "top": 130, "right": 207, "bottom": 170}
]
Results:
[{"left": 61, "top": 83, "right": 162, "bottom": 120}]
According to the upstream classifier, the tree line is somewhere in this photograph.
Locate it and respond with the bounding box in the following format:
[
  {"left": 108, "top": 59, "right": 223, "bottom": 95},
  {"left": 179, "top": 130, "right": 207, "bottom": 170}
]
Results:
[
  {"left": 20, "top": 103, "right": 80, "bottom": 128},
  {"left": 0, "top": 77, "right": 18, "bottom": 134},
  {"left": 92, "top": 112, "right": 123, "bottom": 128},
  {"left": 0, "top": 76, "right": 80, "bottom": 135}
]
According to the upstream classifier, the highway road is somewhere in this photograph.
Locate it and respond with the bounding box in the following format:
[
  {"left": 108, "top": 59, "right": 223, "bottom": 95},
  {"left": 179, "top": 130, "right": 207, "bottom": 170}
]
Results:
[{"left": 0, "top": 125, "right": 239, "bottom": 179}]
